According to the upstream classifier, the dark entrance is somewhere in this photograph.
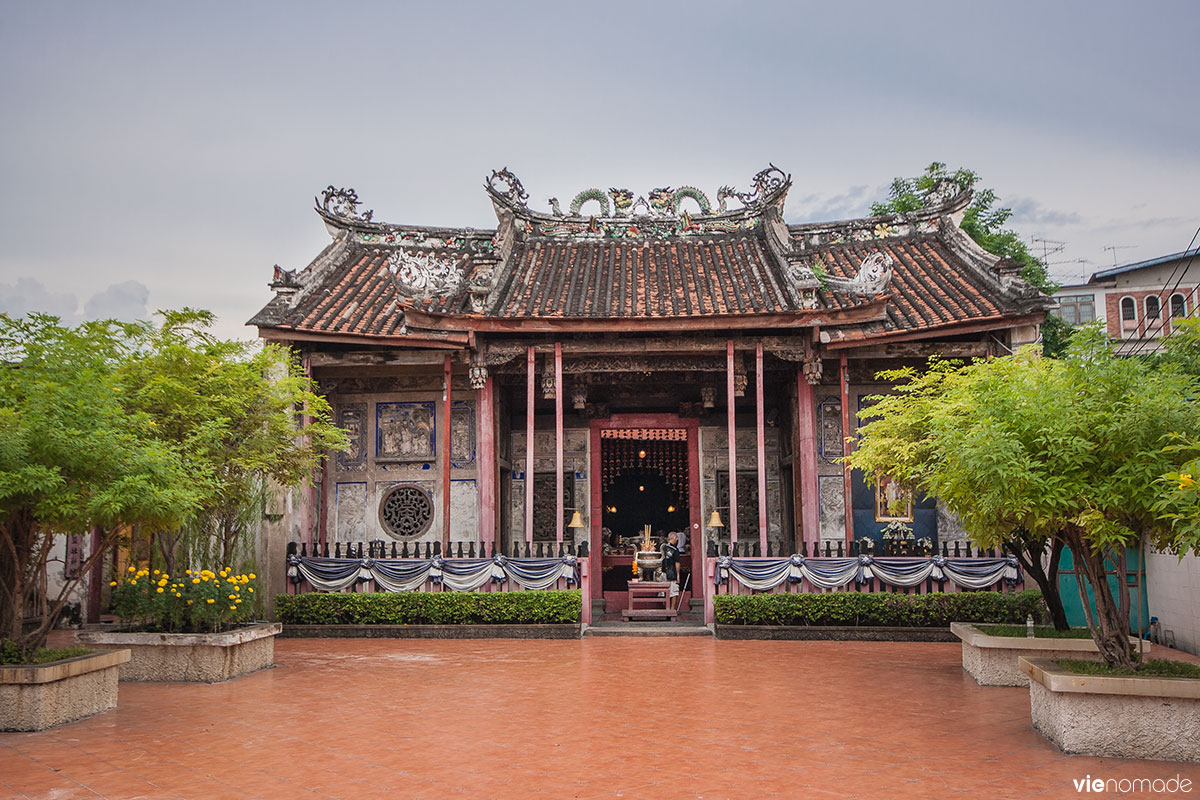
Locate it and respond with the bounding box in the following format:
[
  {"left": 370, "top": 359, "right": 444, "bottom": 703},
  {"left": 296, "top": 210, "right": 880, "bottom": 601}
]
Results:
[{"left": 590, "top": 420, "right": 701, "bottom": 608}]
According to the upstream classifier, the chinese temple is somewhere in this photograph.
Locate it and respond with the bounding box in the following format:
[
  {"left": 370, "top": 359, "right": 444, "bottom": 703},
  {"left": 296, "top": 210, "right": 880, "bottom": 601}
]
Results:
[{"left": 249, "top": 165, "right": 1052, "bottom": 610}]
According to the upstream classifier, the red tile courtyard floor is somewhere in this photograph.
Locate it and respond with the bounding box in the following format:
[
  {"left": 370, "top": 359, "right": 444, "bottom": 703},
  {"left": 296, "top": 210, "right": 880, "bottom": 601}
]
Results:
[{"left": 2, "top": 638, "right": 1198, "bottom": 799}]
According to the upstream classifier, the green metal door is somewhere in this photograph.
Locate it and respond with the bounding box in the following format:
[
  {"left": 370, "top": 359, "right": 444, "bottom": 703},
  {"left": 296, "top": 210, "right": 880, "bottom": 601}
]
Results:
[{"left": 1056, "top": 547, "right": 1148, "bottom": 634}]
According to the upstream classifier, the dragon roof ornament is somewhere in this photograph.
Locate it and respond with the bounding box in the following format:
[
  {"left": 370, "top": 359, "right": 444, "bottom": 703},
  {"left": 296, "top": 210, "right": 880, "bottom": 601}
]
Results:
[
  {"left": 788, "top": 252, "right": 895, "bottom": 300},
  {"left": 484, "top": 165, "right": 792, "bottom": 240},
  {"left": 316, "top": 186, "right": 374, "bottom": 224}
]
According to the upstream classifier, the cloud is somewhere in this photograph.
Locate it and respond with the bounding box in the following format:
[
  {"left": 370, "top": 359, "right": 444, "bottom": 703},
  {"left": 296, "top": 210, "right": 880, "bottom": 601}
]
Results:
[
  {"left": 83, "top": 280, "right": 150, "bottom": 322},
  {"left": 1007, "top": 197, "right": 1081, "bottom": 227},
  {"left": 0, "top": 277, "right": 79, "bottom": 323},
  {"left": 786, "top": 184, "right": 879, "bottom": 224}
]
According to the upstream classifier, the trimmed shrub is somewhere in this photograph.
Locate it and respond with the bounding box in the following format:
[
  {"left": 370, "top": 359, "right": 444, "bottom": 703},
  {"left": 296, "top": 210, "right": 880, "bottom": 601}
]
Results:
[
  {"left": 713, "top": 590, "right": 1045, "bottom": 627},
  {"left": 274, "top": 590, "right": 581, "bottom": 625}
]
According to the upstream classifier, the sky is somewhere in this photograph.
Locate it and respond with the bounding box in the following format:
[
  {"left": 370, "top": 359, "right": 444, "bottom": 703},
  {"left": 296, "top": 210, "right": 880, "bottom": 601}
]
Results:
[{"left": 2, "top": 1, "right": 1197, "bottom": 340}]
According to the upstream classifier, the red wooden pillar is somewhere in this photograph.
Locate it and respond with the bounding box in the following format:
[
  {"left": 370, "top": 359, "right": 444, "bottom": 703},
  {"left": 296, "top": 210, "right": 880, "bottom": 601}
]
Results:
[
  {"left": 525, "top": 346, "right": 535, "bottom": 545},
  {"left": 554, "top": 342, "right": 564, "bottom": 544},
  {"left": 726, "top": 340, "right": 739, "bottom": 545},
  {"left": 797, "top": 368, "right": 819, "bottom": 548},
  {"left": 755, "top": 343, "right": 767, "bottom": 554},
  {"left": 477, "top": 374, "right": 496, "bottom": 548},
  {"left": 442, "top": 355, "right": 452, "bottom": 551},
  {"left": 840, "top": 354, "right": 854, "bottom": 544}
]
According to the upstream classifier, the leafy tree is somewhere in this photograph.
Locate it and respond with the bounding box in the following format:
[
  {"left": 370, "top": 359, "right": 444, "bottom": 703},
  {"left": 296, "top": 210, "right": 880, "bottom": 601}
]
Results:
[
  {"left": 0, "top": 315, "right": 195, "bottom": 660},
  {"left": 846, "top": 326, "right": 1200, "bottom": 669},
  {"left": 871, "top": 162, "right": 1072, "bottom": 357},
  {"left": 116, "top": 309, "right": 347, "bottom": 575}
]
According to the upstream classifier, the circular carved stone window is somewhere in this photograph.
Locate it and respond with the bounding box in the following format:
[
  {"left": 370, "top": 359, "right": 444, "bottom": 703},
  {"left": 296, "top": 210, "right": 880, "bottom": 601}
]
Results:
[{"left": 378, "top": 485, "right": 434, "bottom": 539}]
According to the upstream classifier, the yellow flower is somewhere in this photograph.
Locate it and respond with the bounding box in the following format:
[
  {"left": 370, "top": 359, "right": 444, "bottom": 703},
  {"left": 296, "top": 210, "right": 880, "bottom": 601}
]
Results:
[
  {"left": 229, "top": 605, "right": 236, "bottom": 610},
  {"left": 174, "top": 592, "right": 181, "bottom": 598},
  {"left": 109, "top": 580, "right": 117, "bottom": 587},
  {"left": 187, "top": 600, "right": 193, "bottom": 605},
  {"left": 192, "top": 578, "right": 201, "bottom": 584},
  {"left": 1181, "top": 473, "right": 1195, "bottom": 489},
  {"left": 247, "top": 587, "right": 254, "bottom": 593},
  {"left": 206, "top": 599, "right": 215, "bottom": 604},
  {"left": 161, "top": 574, "right": 169, "bottom": 580},
  {"left": 228, "top": 594, "right": 236, "bottom": 600},
  {"left": 153, "top": 569, "right": 159, "bottom": 575},
  {"left": 156, "top": 588, "right": 164, "bottom": 594},
  {"left": 130, "top": 580, "right": 136, "bottom": 586},
  {"left": 248, "top": 573, "right": 256, "bottom": 580},
  {"left": 127, "top": 566, "right": 135, "bottom": 573},
  {"left": 185, "top": 570, "right": 192, "bottom": 576}
]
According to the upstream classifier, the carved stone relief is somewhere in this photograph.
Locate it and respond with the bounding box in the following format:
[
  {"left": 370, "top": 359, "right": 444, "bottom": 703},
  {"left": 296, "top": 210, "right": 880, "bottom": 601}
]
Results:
[
  {"left": 336, "top": 403, "right": 367, "bottom": 471},
  {"left": 376, "top": 401, "right": 435, "bottom": 461}
]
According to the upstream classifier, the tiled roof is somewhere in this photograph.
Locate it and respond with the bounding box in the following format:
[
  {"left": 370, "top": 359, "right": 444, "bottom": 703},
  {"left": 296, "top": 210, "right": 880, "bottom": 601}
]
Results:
[
  {"left": 490, "top": 234, "right": 796, "bottom": 318},
  {"left": 249, "top": 179, "right": 1052, "bottom": 343}
]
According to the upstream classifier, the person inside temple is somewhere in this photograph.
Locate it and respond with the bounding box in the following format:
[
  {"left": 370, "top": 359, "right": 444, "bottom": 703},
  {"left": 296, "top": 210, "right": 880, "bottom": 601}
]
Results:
[{"left": 662, "top": 531, "right": 682, "bottom": 609}]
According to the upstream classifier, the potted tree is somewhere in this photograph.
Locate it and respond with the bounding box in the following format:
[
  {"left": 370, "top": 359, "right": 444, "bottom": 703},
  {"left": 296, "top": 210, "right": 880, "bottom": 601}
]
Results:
[
  {"left": 76, "top": 310, "right": 344, "bottom": 682},
  {"left": 0, "top": 315, "right": 193, "bottom": 730},
  {"left": 847, "top": 324, "right": 1200, "bottom": 761}
]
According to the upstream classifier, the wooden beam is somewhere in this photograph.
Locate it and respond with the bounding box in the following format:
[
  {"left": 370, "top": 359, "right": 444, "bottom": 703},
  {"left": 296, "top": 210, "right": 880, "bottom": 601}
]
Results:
[
  {"left": 823, "top": 313, "right": 1047, "bottom": 349},
  {"left": 554, "top": 342, "right": 564, "bottom": 545},
  {"left": 797, "top": 369, "right": 819, "bottom": 548},
  {"left": 726, "top": 340, "right": 739, "bottom": 546},
  {"left": 840, "top": 354, "right": 853, "bottom": 544},
  {"left": 256, "top": 327, "right": 468, "bottom": 348},
  {"left": 755, "top": 343, "right": 767, "bottom": 554},
  {"left": 442, "top": 355, "right": 452, "bottom": 551},
  {"left": 831, "top": 341, "right": 991, "bottom": 360},
  {"left": 307, "top": 350, "right": 457, "bottom": 367},
  {"left": 401, "top": 303, "right": 888, "bottom": 334},
  {"left": 525, "top": 347, "right": 535, "bottom": 545}
]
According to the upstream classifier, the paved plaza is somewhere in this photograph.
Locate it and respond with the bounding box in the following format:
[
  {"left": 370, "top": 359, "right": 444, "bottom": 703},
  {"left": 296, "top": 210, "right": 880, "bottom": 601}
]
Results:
[{"left": 2, "top": 638, "right": 1198, "bottom": 799}]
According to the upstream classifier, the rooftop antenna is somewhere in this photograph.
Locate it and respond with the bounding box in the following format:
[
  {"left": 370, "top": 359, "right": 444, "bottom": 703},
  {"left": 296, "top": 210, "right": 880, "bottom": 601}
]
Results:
[
  {"left": 1030, "top": 238, "right": 1066, "bottom": 263},
  {"left": 1102, "top": 245, "right": 1137, "bottom": 267}
]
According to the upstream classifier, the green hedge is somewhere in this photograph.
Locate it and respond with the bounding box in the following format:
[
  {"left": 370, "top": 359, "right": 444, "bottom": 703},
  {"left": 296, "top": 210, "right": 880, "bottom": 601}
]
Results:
[
  {"left": 274, "top": 590, "right": 581, "bottom": 625},
  {"left": 714, "top": 590, "right": 1045, "bottom": 627}
]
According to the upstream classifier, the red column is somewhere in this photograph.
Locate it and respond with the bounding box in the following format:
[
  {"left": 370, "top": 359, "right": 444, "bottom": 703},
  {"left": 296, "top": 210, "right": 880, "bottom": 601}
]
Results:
[
  {"left": 477, "top": 374, "right": 496, "bottom": 549},
  {"left": 554, "top": 342, "right": 564, "bottom": 545},
  {"left": 726, "top": 341, "right": 739, "bottom": 546},
  {"left": 755, "top": 343, "right": 767, "bottom": 554},
  {"left": 840, "top": 354, "right": 854, "bottom": 544},
  {"left": 797, "top": 369, "right": 819, "bottom": 548},
  {"left": 442, "top": 355, "right": 452, "bottom": 551},
  {"left": 525, "top": 346, "right": 535, "bottom": 545}
]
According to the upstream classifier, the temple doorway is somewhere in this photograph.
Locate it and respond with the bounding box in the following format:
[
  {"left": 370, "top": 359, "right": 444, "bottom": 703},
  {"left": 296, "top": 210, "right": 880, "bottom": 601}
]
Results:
[{"left": 589, "top": 418, "right": 702, "bottom": 611}]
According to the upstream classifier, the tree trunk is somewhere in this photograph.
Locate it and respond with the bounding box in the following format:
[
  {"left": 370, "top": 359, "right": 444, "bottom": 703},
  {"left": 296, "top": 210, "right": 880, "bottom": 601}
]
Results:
[
  {"left": 1004, "top": 537, "right": 1069, "bottom": 630},
  {"left": 1062, "top": 526, "right": 1137, "bottom": 670}
]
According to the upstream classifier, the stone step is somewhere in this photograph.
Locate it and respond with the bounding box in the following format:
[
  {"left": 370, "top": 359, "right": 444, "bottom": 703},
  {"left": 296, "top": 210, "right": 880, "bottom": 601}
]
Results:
[{"left": 584, "top": 624, "right": 712, "bottom": 638}]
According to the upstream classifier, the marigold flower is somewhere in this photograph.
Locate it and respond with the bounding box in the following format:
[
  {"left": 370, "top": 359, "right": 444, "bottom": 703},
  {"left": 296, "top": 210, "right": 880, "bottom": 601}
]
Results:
[
  {"left": 109, "top": 580, "right": 117, "bottom": 586},
  {"left": 228, "top": 594, "right": 236, "bottom": 600},
  {"left": 187, "top": 600, "right": 193, "bottom": 605},
  {"left": 127, "top": 566, "right": 135, "bottom": 573},
  {"left": 156, "top": 588, "right": 164, "bottom": 593},
  {"left": 193, "top": 578, "right": 201, "bottom": 584},
  {"left": 248, "top": 573, "right": 256, "bottom": 580},
  {"left": 206, "top": 599, "right": 215, "bottom": 604},
  {"left": 130, "top": 580, "right": 136, "bottom": 586},
  {"left": 153, "top": 569, "right": 159, "bottom": 575},
  {"left": 1181, "top": 473, "right": 1195, "bottom": 489},
  {"left": 247, "top": 587, "right": 254, "bottom": 593},
  {"left": 229, "top": 605, "right": 236, "bottom": 610},
  {"left": 185, "top": 570, "right": 192, "bottom": 575}
]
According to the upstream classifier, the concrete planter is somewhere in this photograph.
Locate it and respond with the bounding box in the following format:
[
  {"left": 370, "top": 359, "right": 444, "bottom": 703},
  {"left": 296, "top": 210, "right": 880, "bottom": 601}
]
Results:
[
  {"left": 78, "top": 622, "right": 281, "bottom": 683},
  {"left": 950, "top": 622, "right": 1148, "bottom": 686},
  {"left": 1021, "top": 656, "right": 1200, "bottom": 762},
  {"left": 0, "top": 649, "right": 130, "bottom": 731}
]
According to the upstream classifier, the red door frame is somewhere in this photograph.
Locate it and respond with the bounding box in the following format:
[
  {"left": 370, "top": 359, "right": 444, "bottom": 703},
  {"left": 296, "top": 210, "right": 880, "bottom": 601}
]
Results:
[{"left": 588, "top": 413, "right": 703, "bottom": 604}]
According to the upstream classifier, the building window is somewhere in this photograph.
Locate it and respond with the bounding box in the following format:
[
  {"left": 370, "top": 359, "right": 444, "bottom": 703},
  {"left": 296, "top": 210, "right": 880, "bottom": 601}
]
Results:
[
  {"left": 1054, "top": 294, "right": 1095, "bottom": 325},
  {"left": 378, "top": 484, "right": 434, "bottom": 539},
  {"left": 1120, "top": 297, "right": 1137, "bottom": 322},
  {"left": 1145, "top": 295, "right": 1161, "bottom": 319},
  {"left": 1170, "top": 293, "right": 1188, "bottom": 318}
]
